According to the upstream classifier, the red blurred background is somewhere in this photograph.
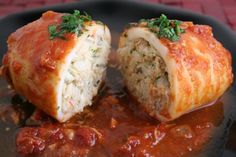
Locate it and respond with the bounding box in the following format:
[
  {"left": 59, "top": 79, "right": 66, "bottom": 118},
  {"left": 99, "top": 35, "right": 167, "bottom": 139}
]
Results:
[{"left": 0, "top": 0, "right": 235, "bottom": 31}]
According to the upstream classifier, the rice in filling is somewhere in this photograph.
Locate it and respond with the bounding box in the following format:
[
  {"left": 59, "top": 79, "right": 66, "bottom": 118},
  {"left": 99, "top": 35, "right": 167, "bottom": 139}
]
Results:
[
  {"left": 120, "top": 38, "right": 170, "bottom": 115},
  {"left": 61, "top": 33, "right": 108, "bottom": 115}
]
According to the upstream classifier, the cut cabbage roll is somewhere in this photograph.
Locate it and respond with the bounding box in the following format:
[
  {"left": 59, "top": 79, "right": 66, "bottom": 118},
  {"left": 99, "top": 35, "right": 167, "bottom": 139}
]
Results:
[
  {"left": 2, "top": 11, "right": 111, "bottom": 122},
  {"left": 118, "top": 15, "right": 233, "bottom": 121}
]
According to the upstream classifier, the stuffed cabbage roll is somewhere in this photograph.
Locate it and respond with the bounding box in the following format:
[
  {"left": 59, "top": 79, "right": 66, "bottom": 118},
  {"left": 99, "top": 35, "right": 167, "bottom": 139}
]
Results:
[
  {"left": 118, "top": 15, "right": 233, "bottom": 121},
  {"left": 2, "top": 10, "right": 111, "bottom": 122}
]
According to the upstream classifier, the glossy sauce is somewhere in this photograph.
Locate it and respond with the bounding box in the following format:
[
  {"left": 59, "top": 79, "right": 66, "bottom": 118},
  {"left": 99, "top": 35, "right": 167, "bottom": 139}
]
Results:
[
  {"left": 0, "top": 46, "right": 234, "bottom": 157},
  {"left": 0, "top": 61, "right": 225, "bottom": 157},
  {"left": 15, "top": 94, "right": 223, "bottom": 157}
]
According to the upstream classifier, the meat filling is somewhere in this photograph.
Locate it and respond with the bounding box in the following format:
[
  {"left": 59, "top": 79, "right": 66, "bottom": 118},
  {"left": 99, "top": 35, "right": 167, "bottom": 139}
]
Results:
[
  {"left": 120, "top": 38, "right": 170, "bottom": 116},
  {"left": 60, "top": 33, "right": 109, "bottom": 117}
]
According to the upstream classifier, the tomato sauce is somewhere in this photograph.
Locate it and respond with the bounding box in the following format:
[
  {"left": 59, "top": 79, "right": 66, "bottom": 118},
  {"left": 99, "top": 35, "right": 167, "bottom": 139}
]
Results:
[
  {"left": 0, "top": 50, "right": 229, "bottom": 157},
  {"left": 12, "top": 64, "right": 224, "bottom": 157}
]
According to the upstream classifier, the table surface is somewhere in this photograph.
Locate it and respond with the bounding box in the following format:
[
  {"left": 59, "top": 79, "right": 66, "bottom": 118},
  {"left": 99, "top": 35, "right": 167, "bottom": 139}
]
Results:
[{"left": 0, "top": 0, "right": 235, "bottom": 31}]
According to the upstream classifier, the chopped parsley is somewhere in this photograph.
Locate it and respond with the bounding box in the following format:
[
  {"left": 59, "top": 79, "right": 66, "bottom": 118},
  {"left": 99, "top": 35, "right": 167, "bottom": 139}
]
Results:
[
  {"left": 48, "top": 10, "right": 92, "bottom": 40},
  {"left": 140, "top": 14, "right": 185, "bottom": 41}
]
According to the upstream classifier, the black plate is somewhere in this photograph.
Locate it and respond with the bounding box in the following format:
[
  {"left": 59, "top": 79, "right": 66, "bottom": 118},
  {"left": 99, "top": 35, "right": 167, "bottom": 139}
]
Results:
[{"left": 0, "top": 0, "right": 236, "bottom": 156}]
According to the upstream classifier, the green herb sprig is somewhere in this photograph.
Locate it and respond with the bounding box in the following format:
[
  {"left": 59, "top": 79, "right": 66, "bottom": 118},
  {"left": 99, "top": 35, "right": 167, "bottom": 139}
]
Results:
[
  {"left": 48, "top": 10, "right": 92, "bottom": 40},
  {"left": 140, "top": 14, "right": 185, "bottom": 41}
]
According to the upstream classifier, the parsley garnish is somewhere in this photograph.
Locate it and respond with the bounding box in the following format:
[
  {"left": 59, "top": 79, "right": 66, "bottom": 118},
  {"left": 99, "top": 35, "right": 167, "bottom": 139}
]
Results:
[
  {"left": 140, "top": 14, "right": 185, "bottom": 41},
  {"left": 48, "top": 10, "right": 92, "bottom": 40}
]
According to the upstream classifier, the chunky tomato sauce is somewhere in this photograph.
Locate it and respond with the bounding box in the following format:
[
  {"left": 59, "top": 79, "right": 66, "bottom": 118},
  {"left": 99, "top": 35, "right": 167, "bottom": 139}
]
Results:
[
  {"left": 12, "top": 65, "right": 224, "bottom": 157},
  {"left": 0, "top": 51, "right": 227, "bottom": 157}
]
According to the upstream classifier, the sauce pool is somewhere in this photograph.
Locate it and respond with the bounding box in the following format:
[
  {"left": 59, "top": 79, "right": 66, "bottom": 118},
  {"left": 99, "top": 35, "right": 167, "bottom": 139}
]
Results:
[
  {"left": 0, "top": 53, "right": 232, "bottom": 157},
  {"left": 13, "top": 65, "right": 225, "bottom": 157}
]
